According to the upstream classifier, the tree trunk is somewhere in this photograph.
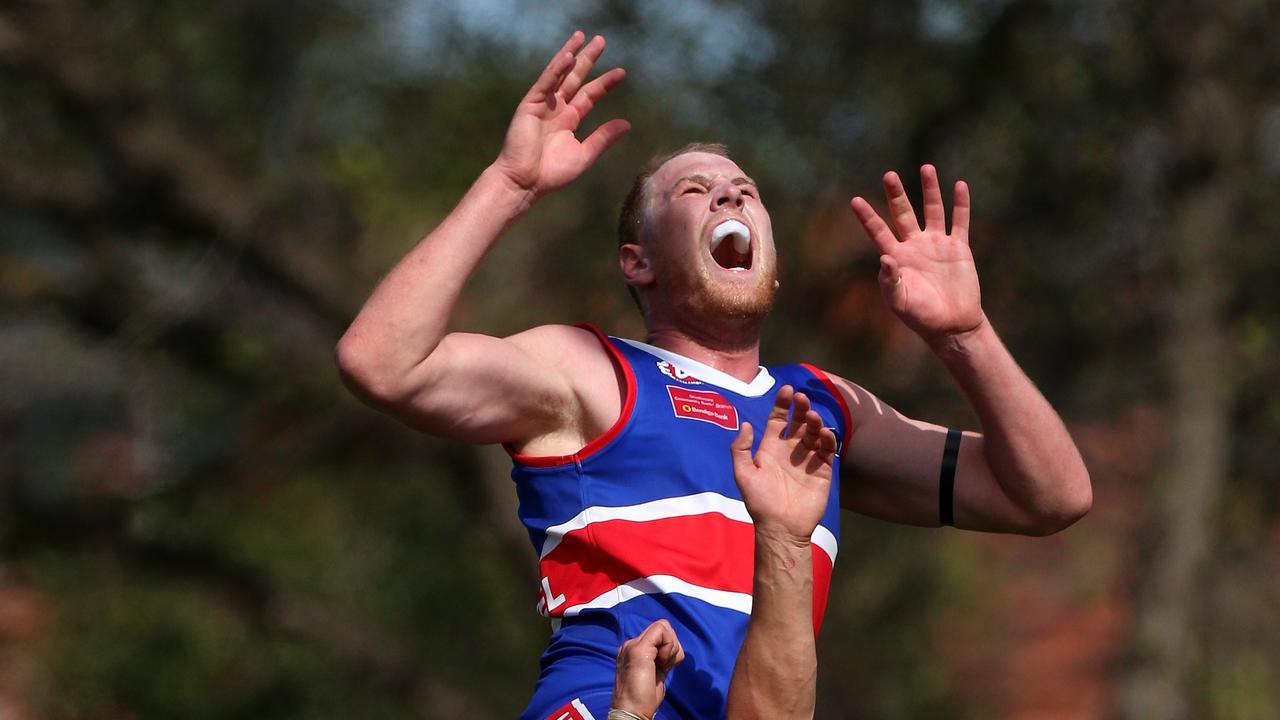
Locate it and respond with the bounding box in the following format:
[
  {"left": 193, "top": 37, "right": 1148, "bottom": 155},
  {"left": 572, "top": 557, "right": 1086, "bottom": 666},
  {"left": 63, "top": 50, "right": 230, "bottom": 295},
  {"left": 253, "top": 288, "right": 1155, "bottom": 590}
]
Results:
[
  {"left": 1115, "top": 182, "right": 1232, "bottom": 719},
  {"left": 1115, "top": 4, "right": 1243, "bottom": 710}
]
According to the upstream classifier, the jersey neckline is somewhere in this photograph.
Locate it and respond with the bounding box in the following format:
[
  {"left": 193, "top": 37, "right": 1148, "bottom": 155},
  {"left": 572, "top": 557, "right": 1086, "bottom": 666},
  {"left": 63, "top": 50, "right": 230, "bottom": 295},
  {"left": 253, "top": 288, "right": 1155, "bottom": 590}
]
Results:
[{"left": 616, "top": 337, "right": 777, "bottom": 397}]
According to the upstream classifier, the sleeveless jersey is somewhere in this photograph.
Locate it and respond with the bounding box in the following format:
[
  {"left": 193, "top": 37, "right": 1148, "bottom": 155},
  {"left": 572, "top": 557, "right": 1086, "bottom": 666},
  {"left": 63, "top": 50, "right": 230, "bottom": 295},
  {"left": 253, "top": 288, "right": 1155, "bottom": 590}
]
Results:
[{"left": 511, "top": 324, "right": 852, "bottom": 720}]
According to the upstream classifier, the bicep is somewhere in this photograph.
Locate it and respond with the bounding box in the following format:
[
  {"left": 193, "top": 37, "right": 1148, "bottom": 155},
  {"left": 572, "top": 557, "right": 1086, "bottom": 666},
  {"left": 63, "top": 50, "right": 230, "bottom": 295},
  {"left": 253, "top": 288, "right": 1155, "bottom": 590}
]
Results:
[
  {"left": 377, "top": 327, "right": 581, "bottom": 445},
  {"left": 836, "top": 381, "right": 1038, "bottom": 533}
]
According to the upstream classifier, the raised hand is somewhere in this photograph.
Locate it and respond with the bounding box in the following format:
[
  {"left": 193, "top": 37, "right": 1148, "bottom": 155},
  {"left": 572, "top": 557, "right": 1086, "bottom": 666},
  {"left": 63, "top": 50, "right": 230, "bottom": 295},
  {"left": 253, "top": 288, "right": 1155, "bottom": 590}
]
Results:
[
  {"left": 612, "top": 619, "right": 686, "bottom": 720},
  {"left": 850, "top": 165, "right": 986, "bottom": 345},
  {"left": 492, "top": 31, "right": 630, "bottom": 200},
  {"left": 730, "top": 386, "right": 837, "bottom": 543}
]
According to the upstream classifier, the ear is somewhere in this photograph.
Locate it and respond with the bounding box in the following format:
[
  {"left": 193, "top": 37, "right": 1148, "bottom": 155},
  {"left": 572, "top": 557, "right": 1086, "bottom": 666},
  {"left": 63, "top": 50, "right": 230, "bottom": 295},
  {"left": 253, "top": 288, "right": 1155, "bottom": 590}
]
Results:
[{"left": 619, "top": 243, "right": 655, "bottom": 288}]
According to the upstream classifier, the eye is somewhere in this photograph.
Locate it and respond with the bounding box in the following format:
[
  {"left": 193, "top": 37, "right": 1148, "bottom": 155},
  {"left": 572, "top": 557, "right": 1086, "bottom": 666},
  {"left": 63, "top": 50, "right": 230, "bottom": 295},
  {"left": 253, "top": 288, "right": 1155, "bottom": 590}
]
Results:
[{"left": 680, "top": 184, "right": 705, "bottom": 195}]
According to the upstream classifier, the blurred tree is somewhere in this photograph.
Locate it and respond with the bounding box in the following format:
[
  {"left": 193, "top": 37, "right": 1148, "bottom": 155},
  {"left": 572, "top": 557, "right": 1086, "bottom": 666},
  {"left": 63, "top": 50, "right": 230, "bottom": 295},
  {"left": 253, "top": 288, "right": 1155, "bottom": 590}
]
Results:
[
  {"left": 1, "top": 0, "right": 1277, "bottom": 718},
  {"left": 1110, "top": 1, "right": 1279, "bottom": 718}
]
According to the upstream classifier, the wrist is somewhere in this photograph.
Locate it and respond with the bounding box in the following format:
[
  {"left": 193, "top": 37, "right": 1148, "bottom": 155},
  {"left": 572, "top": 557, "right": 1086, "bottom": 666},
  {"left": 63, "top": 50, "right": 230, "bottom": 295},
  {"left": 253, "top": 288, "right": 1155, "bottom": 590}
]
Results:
[
  {"left": 610, "top": 686, "right": 657, "bottom": 720},
  {"left": 478, "top": 163, "right": 538, "bottom": 218},
  {"left": 753, "top": 525, "right": 813, "bottom": 559},
  {"left": 926, "top": 313, "right": 993, "bottom": 359}
]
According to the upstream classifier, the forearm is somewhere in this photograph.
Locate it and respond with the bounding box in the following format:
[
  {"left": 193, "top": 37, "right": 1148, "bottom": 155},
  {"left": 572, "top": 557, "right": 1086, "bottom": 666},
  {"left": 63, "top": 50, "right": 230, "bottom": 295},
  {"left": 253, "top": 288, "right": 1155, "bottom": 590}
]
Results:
[
  {"left": 336, "top": 166, "right": 533, "bottom": 385},
  {"left": 726, "top": 531, "right": 817, "bottom": 720},
  {"left": 930, "top": 319, "right": 1091, "bottom": 530}
]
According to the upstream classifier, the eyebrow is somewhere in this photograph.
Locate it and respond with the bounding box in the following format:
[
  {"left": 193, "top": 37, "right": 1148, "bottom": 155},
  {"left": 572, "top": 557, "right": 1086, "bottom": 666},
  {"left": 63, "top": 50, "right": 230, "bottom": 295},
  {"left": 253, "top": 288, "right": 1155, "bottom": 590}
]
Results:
[{"left": 669, "top": 174, "right": 758, "bottom": 191}]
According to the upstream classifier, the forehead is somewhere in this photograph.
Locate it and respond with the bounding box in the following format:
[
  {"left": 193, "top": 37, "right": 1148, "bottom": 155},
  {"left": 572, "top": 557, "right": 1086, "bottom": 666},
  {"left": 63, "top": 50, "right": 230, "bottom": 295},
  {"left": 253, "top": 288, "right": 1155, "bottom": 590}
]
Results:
[{"left": 649, "top": 151, "right": 748, "bottom": 190}]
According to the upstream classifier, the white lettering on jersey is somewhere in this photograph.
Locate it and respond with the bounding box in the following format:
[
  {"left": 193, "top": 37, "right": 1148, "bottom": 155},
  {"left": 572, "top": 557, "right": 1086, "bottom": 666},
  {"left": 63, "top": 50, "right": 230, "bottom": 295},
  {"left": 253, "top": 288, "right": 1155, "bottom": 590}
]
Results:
[
  {"left": 656, "top": 359, "right": 701, "bottom": 384},
  {"left": 537, "top": 575, "right": 566, "bottom": 615}
]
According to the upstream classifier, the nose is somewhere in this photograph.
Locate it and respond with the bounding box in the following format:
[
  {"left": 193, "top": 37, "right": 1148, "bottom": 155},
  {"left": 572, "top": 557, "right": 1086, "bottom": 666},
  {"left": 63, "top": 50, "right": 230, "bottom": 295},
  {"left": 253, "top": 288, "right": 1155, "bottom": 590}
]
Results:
[{"left": 711, "top": 180, "right": 743, "bottom": 210}]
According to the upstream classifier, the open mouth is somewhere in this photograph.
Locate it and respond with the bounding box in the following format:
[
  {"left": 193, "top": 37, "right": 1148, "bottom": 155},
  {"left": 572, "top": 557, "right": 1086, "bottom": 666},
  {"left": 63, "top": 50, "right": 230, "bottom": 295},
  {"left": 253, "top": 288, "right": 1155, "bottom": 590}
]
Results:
[{"left": 710, "top": 219, "right": 752, "bottom": 271}]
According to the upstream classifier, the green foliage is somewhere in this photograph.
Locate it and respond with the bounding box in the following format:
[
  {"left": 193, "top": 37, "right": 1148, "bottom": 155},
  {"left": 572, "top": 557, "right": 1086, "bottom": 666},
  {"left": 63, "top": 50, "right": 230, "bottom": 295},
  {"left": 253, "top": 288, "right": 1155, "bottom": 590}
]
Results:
[{"left": 3, "top": 0, "right": 1279, "bottom": 717}]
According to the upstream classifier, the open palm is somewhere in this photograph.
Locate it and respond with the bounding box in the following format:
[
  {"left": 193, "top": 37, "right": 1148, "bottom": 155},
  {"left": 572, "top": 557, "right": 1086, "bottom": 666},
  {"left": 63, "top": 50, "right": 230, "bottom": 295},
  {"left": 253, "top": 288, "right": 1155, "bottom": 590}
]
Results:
[
  {"left": 730, "top": 386, "right": 837, "bottom": 542},
  {"left": 850, "top": 165, "right": 986, "bottom": 343},
  {"left": 492, "top": 32, "right": 630, "bottom": 199}
]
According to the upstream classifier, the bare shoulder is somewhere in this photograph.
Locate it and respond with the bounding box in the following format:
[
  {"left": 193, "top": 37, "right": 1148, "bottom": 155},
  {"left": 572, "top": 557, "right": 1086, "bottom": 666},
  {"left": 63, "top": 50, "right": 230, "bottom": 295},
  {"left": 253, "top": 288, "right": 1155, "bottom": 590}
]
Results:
[
  {"left": 505, "top": 323, "right": 626, "bottom": 453},
  {"left": 818, "top": 370, "right": 912, "bottom": 433},
  {"left": 506, "top": 324, "right": 612, "bottom": 368}
]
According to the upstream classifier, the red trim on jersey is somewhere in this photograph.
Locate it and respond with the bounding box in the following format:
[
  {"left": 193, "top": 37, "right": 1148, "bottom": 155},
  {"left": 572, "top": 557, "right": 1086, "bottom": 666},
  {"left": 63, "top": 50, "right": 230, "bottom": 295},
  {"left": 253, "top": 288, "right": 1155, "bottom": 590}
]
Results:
[
  {"left": 800, "top": 363, "right": 853, "bottom": 451},
  {"left": 506, "top": 323, "right": 637, "bottom": 468}
]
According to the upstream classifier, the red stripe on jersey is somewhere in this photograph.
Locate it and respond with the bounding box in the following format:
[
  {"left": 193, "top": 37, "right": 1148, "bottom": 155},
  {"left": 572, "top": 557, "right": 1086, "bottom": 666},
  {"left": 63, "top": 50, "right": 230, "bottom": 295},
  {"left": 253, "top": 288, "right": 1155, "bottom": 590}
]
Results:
[
  {"left": 811, "top": 542, "right": 833, "bottom": 632},
  {"left": 539, "top": 512, "right": 834, "bottom": 633},
  {"left": 539, "top": 513, "right": 755, "bottom": 611}
]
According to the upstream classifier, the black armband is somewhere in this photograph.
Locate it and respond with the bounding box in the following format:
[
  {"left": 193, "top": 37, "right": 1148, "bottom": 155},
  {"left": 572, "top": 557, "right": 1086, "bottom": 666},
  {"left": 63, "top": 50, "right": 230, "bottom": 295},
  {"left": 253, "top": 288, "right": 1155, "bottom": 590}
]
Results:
[{"left": 939, "top": 428, "right": 961, "bottom": 527}]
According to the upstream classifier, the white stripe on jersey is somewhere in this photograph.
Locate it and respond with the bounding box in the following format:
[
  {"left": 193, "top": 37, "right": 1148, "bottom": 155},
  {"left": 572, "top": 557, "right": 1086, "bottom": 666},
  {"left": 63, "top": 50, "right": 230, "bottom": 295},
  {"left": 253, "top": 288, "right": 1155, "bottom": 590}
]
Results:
[
  {"left": 812, "top": 525, "right": 839, "bottom": 564},
  {"left": 560, "top": 573, "right": 755, "bottom": 617},
  {"left": 540, "top": 492, "right": 751, "bottom": 559}
]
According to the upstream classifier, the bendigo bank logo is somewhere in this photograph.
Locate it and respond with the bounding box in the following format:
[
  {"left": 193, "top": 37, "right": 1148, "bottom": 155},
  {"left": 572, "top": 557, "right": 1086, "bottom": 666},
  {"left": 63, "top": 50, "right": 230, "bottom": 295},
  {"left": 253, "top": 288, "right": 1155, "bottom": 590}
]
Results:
[
  {"left": 667, "top": 386, "right": 740, "bottom": 430},
  {"left": 656, "top": 359, "right": 702, "bottom": 384}
]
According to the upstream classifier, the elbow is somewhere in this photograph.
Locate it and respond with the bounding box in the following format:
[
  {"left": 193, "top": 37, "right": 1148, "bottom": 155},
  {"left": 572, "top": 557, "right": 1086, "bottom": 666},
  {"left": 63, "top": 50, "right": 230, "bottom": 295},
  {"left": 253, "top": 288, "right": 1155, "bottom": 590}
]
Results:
[
  {"left": 335, "top": 334, "right": 400, "bottom": 405},
  {"left": 335, "top": 331, "right": 441, "bottom": 412},
  {"left": 1025, "top": 468, "right": 1093, "bottom": 536}
]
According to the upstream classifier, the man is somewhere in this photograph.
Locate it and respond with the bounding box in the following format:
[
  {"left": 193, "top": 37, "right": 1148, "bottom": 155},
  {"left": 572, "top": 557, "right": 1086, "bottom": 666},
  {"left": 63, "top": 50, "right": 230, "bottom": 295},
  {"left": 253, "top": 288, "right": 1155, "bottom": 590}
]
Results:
[
  {"left": 611, "top": 386, "right": 836, "bottom": 720},
  {"left": 336, "top": 31, "right": 1091, "bottom": 720}
]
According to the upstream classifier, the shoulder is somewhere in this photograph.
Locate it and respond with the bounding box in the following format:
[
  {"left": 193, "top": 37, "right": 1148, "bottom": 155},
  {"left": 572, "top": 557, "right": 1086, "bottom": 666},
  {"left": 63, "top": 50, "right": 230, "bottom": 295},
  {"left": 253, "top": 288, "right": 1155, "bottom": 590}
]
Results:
[
  {"left": 506, "top": 323, "right": 627, "bottom": 420},
  {"left": 505, "top": 323, "right": 617, "bottom": 373},
  {"left": 789, "top": 366, "right": 906, "bottom": 434}
]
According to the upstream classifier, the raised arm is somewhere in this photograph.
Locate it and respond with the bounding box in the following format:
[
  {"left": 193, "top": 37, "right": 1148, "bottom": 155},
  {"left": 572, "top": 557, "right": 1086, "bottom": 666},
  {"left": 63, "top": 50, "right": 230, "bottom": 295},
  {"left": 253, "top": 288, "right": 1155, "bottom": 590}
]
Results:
[
  {"left": 608, "top": 387, "right": 834, "bottom": 720},
  {"left": 725, "top": 386, "right": 835, "bottom": 720},
  {"left": 335, "top": 32, "right": 629, "bottom": 446},
  {"left": 840, "top": 166, "right": 1091, "bottom": 535}
]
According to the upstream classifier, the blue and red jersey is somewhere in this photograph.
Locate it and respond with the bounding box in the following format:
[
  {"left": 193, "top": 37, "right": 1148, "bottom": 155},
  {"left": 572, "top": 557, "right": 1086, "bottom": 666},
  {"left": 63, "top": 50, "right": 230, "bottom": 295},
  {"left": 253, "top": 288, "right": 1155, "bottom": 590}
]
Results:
[{"left": 511, "top": 324, "right": 851, "bottom": 720}]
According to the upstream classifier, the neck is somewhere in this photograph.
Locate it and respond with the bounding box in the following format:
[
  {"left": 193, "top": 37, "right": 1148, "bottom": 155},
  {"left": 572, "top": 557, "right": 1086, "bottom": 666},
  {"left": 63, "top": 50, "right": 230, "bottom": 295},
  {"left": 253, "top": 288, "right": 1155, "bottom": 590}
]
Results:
[{"left": 643, "top": 319, "right": 763, "bottom": 384}]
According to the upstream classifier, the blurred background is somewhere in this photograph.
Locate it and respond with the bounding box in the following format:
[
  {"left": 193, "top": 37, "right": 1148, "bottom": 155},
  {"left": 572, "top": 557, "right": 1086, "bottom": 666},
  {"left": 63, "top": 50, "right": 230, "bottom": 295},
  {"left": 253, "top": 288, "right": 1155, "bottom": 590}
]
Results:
[{"left": 1, "top": 0, "right": 1278, "bottom": 718}]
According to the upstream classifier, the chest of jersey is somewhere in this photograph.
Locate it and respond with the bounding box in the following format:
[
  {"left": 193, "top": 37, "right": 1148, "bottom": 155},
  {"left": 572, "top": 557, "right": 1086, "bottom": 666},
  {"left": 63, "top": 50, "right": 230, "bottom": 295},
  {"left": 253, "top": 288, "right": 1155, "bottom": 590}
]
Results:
[{"left": 510, "top": 331, "right": 848, "bottom": 631}]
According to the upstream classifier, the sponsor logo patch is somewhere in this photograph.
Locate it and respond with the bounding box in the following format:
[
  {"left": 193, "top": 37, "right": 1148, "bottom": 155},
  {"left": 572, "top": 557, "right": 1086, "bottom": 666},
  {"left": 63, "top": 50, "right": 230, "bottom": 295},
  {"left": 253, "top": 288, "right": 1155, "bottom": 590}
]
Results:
[
  {"left": 546, "top": 698, "right": 597, "bottom": 720},
  {"left": 667, "top": 386, "right": 740, "bottom": 430},
  {"left": 657, "top": 359, "right": 702, "bottom": 384}
]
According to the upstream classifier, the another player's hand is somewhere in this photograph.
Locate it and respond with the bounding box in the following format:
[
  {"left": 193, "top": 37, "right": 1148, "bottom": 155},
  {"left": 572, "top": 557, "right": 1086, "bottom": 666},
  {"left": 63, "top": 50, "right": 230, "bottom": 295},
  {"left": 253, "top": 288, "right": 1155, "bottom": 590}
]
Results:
[
  {"left": 612, "top": 619, "right": 685, "bottom": 720},
  {"left": 492, "top": 31, "right": 630, "bottom": 201},
  {"left": 850, "top": 165, "right": 987, "bottom": 346},
  {"left": 730, "top": 386, "right": 837, "bottom": 544}
]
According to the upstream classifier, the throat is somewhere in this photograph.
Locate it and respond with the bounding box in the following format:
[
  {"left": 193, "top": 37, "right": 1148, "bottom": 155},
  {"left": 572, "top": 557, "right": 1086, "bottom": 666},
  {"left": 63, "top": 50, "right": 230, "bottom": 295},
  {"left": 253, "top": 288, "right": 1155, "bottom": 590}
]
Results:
[
  {"left": 712, "top": 240, "right": 752, "bottom": 270},
  {"left": 642, "top": 326, "right": 763, "bottom": 384}
]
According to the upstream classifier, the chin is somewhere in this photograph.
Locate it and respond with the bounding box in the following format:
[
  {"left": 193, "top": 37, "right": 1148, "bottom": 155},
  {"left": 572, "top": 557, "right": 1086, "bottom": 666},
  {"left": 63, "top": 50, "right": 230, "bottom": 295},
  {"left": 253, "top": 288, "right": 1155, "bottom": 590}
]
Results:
[{"left": 686, "top": 275, "right": 777, "bottom": 323}]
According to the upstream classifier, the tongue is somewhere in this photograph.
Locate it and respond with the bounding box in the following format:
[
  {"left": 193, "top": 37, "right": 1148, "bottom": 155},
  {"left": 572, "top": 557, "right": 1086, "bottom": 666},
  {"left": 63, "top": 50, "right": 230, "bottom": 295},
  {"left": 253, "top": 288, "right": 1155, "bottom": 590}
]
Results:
[{"left": 712, "top": 236, "right": 751, "bottom": 270}]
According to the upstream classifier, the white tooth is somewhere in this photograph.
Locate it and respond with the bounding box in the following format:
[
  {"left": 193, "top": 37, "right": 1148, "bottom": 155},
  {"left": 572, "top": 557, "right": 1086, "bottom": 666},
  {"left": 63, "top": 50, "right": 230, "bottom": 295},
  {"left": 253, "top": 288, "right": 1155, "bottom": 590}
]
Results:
[{"left": 712, "top": 220, "right": 751, "bottom": 254}]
